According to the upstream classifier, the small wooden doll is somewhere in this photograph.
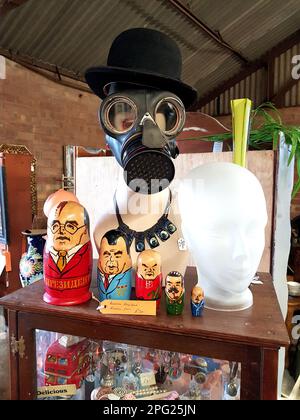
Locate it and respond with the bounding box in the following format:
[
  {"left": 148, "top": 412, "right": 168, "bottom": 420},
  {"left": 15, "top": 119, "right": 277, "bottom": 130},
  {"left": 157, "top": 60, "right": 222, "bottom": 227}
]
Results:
[
  {"left": 165, "top": 271, "right": 185, "bottom": 315},
  {"left": 191, "top": 285, "right": 205, "bottom": 317},
  {"left": 43, "top": 201, "right": 92, "bottom": 306},
  {"left": 97, "top": 229, "right": 132, "bottom": 301},
  {"left": 135, "top": 250, "right": 162, "bottom": 308}
]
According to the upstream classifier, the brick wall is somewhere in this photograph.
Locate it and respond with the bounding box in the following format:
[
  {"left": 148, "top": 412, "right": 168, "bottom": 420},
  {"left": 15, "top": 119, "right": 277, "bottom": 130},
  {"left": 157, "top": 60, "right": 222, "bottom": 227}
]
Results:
[{"left": 0, "top": 58, "right": 105, "bottom": 227}]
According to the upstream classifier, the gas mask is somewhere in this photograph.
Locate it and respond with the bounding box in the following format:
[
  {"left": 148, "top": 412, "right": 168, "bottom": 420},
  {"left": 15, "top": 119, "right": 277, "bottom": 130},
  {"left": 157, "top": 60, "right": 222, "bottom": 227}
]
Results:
[{"left": 99, "top": 87, "right": 186, "bottom": 194}]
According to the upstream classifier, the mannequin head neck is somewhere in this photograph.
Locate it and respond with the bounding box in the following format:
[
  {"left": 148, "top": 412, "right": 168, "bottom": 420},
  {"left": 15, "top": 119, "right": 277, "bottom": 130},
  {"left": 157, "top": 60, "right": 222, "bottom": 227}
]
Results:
[
  {"left": 116, "top": 174, "right": 170, "bottom": 216},
  {"left": 179, "top": 162, "right": 268, "bottom": 311}
]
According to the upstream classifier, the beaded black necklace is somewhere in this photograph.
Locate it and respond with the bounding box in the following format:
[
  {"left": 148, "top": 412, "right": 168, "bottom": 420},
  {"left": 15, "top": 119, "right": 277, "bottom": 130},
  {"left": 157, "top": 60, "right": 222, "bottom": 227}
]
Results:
[{"left": 114, "top": 190, "right": 177, "bottom": 252}]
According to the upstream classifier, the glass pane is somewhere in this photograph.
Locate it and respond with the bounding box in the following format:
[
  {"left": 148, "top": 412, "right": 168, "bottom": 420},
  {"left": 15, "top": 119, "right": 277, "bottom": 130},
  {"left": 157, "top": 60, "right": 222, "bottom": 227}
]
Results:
[
  {"left": 155, "top": 101, "right": 178, "bottom": 132},
  {"left": 107, "top": 100, "right": 136, "bottom": 132},
  {"left": 35, "top": 330, "right": 241, "bottom": 400}
]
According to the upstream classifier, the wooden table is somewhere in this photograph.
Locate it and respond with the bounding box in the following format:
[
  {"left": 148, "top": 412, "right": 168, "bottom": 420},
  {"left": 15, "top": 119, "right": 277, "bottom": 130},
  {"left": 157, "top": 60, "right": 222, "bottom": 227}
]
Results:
[{"left": 0, "top": 269, "right": 289, "bottom": 400}]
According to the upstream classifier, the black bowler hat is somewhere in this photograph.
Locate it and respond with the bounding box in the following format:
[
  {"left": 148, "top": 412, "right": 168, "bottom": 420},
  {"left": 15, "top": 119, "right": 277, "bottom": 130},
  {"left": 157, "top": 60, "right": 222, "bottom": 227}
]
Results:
[{"left": 85, "top": 28, "right": 197, "bottom": 108}]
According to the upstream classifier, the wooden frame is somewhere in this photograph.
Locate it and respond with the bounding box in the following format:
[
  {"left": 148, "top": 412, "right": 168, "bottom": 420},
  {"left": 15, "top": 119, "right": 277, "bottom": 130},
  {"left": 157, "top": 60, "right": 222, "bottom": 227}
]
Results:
[
  {"left": 0, "top": 163, "right": 9, "bottom": 245},
  {"left": 0, "top": 146, "right": 34, "bottom": 296},
  {"left": 0, "top": 144, "right": 37, "bottom": 216}
]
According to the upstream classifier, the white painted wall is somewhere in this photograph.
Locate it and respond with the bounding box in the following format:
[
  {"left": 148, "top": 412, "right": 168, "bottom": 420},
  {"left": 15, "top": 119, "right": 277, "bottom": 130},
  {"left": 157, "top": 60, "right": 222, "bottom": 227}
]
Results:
[{"left": 272, "top": 133, "right": 294, "bottom": 398}]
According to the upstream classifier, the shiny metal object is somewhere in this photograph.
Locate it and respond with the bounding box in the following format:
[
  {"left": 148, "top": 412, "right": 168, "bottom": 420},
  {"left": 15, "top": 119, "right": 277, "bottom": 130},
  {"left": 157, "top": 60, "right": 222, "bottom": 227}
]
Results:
[
  {"left": 226, "top": 361, "right": 239, "bottom": 397},
  {"left": 227, "top": 380, "right": 238, "bottom": 397}
]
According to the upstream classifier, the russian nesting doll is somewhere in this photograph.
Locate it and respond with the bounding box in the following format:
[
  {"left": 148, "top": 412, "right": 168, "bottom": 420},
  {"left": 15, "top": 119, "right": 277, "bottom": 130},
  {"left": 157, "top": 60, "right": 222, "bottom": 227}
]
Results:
[
  {"left": 43, "top": 201, "right": 92, "bottom": 306},
  {"left": 97, "top": 229, "right": 132, "bottom": 301},
  {"left": 135, "top": 249, "right": 162, "bottom": 308},
  {"left": 165, "top": 271, "right": 185, "bottom": 315},
  {"left": 191, "top": 285, "right": 205, "bottom": 317}
]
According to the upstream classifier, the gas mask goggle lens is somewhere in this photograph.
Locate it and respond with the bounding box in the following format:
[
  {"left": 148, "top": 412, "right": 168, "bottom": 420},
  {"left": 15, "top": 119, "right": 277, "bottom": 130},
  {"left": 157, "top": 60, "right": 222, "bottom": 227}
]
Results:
[
  {"left": 102, "top": 95, "right": 185, "bottom": 137},
  {"left": 99, "top": 90, "right": 186, "bottom": 194}
]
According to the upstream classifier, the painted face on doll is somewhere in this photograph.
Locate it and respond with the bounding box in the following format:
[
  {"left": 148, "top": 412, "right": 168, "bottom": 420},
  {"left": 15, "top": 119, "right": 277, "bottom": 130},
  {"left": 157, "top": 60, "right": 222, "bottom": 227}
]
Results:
[
  {"left": 48, "top": 201, "right": 89, "bottom": 252},
  {"left": 166, "top": 272, "right": 184, "bottom": 301},
  {"left": 191, "top": 286, "right": 204, "bottom": 304},
  {"left": 99, "top": 234, "right": 132, "bottom": 276},
  {"left": 137, "top": 250, "right": 161, "bottom": 280}
]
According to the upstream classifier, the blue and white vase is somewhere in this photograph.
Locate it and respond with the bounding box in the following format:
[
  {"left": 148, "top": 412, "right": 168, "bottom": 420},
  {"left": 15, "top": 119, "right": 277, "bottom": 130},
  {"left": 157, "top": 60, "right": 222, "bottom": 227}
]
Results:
[{"left": 19, "top": 230, "right": 46, "bottom": 287}]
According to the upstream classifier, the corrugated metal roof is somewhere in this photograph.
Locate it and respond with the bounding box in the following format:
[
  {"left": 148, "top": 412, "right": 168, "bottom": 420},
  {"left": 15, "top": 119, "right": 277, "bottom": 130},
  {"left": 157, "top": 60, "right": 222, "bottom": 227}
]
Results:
[
  {"left": 0, "top": 0, "right": 299, "bottom": 102},
  {"left": 199, "top": 42, "right": 300, "bottom": 116}
]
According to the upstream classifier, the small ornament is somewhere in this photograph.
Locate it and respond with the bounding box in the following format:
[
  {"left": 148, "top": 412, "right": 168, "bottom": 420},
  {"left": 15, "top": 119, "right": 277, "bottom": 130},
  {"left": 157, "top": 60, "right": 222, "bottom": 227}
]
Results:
[
  {"left": 168, "top": 352, "right": 182, "bottom": 380},
  {"left": 43, "top": 201, "right": 92, "bottom": 306},
  {"left": 132, "top": 348, "right": 143, "bottom": 377},
  {"left": 177, "top": 237, "right": 187, "bottom": 251},
  {"left": 135, "top": 250, "right": 162, "bottom": 309},
  {"left": 19, "top": 230, "right": 46, "bottom": 287},
  {"left": 191, "top": 285, "right": 205, "bottom": 317},
  {"left": 97, "top": 229, "right": 132, "bottom": 301},
  {"left": 194, "top": 371, "right": 207, "bottom": 384},
  {"left": 121, "top": 364, "right": 139, "bottom": 392},
  {"left": 155, "top": 365, "right": 168, "bottom": 385},
  {"left": 101, "top": 358, "right": 115, "bottom": 388},
  {"left": 165, "top": 271, "right": 185, "bottom": 315}
]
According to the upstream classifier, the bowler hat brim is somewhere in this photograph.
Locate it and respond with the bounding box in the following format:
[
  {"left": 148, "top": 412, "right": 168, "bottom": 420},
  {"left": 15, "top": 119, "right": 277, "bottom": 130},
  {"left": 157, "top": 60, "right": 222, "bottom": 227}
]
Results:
[{"left": 85, "top": 66, "right": 198, "bottom": 109}]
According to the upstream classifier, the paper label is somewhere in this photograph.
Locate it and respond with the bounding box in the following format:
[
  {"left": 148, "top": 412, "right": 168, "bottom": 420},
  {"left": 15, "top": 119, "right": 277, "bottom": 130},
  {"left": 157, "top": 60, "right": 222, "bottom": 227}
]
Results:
[
  {"left": 140, "top": 372, "right": 156, "bottom": 387},
  {"left": 213, "top": 141, "right": 223, "bottom": 153},
  {"left": 98, "top": 300, "right": 156, "bottom": 316},
  {"left": 0, "top": 56, "right": 6, "bottom": 79},
  {"left": 37, "top": 385, "right": 77, "bottom": 399},
  {"left": 0, "top": 253, "right": 6, "bottom": 276},
  {"left": 178, "top": 238, "right": 187, "bottom": 251}
]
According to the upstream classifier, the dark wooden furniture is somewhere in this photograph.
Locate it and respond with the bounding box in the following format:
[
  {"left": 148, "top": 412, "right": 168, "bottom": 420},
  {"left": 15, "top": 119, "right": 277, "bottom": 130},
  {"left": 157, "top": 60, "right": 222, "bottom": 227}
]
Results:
[
  {"left": 290, "top": 245, "right": 300, "bottom": 282},
  {"left": 177, "top": 111, "right": 231, "bottom": 154},
  {"left": 286, "top": 295, "right": 300, "bottom": 342},
  {"left": 0, "top": 148, "right": 34, "bottom": 297},
  {"left": 0, "top": 269, "right": 289, "bottom": 400}
]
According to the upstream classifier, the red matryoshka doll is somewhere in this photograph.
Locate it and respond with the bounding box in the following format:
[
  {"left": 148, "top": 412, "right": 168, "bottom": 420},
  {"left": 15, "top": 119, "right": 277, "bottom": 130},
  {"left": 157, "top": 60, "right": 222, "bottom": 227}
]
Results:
[
  {"left": 43, "top": 201, "right": 92, "bottom": 306},
  {"left": 135, "top": 249, "right": 162, "bottom": 308}
]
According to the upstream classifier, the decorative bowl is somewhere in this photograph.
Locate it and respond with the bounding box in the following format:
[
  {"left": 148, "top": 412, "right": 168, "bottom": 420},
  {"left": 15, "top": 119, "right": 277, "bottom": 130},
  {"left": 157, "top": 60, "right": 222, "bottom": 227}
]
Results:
[{"left": 287, "top": 281, "right": 300, "bottom": 297}]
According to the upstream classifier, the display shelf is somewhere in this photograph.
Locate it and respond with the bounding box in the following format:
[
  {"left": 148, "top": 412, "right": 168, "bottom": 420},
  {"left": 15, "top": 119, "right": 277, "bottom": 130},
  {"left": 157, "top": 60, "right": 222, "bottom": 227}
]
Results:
[{"left": 0, "top": 268, "right": 289, "bottom": 400}]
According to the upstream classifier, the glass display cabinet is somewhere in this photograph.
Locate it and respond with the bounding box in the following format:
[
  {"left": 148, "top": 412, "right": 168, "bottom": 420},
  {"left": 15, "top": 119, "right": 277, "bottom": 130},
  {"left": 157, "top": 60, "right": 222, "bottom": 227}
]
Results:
[
  {"left": 35, "top": 330, "right": 241, "bottom": 400},
  {"left": 0, "top": 269, "right": 289, "bottom": 400}
]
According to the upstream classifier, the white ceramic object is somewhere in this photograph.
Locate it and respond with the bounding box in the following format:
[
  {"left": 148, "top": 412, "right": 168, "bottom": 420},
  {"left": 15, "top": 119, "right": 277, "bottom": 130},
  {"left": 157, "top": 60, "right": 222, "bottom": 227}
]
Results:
[
  {"left": 287, "top": 281, "right": 300, "bottom": 297},
  {"left": 178, "top": 162, "right": 268, "bottom": 311}
]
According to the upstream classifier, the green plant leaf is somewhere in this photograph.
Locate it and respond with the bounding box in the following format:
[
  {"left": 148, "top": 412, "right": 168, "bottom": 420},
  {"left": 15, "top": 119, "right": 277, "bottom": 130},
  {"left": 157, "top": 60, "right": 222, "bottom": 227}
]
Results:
[
  {"left": 296, "top": 149, "right": 300, "bottom": 177},
  {"left": 292, "top": 177, "right": 300, "bottom": 199},
  {"left": 182, "top": 101, "right": 300, "bottom": 197}
]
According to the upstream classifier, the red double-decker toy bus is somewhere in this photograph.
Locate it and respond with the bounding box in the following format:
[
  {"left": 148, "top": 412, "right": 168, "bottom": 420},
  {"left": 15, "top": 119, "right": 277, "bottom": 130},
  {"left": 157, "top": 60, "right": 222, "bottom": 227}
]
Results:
[{"left": 44, "top": 337, "right": 90, "bottom": 389}]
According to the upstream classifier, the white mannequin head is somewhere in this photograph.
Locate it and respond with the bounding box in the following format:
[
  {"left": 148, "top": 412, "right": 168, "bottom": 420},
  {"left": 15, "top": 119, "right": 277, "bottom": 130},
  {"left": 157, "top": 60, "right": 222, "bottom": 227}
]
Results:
[{"left": 178, "top": 162, "right": 268, "bottom": 311}]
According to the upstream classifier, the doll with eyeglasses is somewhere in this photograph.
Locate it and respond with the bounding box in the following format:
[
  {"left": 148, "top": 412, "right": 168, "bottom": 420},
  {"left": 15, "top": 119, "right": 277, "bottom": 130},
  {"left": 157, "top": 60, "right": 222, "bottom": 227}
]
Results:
[{"left": 43, "top": 200, "right": 92, "bottom": 306}]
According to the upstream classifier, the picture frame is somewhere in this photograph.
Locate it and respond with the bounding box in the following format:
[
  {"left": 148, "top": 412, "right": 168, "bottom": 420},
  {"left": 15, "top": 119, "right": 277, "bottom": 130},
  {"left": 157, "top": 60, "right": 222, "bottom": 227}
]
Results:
[{"left": 0, "top": 164, "right": 9, "bottom": 245}]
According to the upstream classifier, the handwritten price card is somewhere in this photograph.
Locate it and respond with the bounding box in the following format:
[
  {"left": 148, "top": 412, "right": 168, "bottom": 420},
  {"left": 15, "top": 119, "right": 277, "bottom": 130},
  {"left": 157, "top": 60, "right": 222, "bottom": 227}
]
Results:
[{"left": 98, "top": 300, "right": 156, "bottom": 316}]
